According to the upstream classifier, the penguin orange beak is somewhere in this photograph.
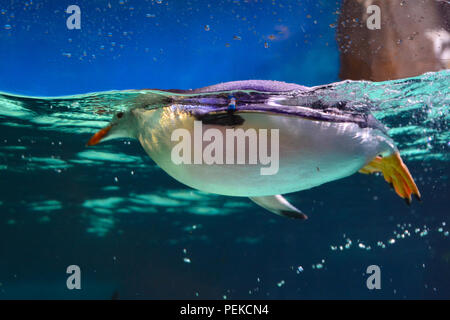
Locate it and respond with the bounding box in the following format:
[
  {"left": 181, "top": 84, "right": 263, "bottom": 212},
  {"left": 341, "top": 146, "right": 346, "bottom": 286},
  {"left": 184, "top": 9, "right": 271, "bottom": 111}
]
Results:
[{"left": 86, "top": 125, "right": 112, "bottom": 146}]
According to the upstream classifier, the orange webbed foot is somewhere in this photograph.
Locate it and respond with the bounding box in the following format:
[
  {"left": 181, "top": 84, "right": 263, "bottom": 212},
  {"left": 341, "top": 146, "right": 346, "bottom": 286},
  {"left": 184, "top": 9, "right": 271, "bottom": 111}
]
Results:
[{"left": 359, "top": 152, "right": 421, "bottom": 204}]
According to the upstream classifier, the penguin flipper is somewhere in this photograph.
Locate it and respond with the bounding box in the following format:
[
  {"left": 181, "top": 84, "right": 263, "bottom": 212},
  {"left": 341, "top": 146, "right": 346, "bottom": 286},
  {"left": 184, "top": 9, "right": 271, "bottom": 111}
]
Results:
[{"left": 249, "top": 195, "right": 308, "bottom": 220}]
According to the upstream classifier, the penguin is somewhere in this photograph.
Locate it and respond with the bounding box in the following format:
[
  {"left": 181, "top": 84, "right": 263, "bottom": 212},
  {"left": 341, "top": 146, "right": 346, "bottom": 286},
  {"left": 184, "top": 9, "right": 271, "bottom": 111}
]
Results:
[{"left": 87, "top": 80, "right": 421, "bottom": 219}]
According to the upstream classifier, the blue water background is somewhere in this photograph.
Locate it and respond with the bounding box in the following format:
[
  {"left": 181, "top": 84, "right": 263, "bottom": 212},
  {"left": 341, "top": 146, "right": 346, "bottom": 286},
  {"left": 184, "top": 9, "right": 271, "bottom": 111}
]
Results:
[
  {"left": 0, "top": 0, "right": 339, "bottom": 95},
  {"left": 0, "top": 0, "right": 449, "bottom": 299}
]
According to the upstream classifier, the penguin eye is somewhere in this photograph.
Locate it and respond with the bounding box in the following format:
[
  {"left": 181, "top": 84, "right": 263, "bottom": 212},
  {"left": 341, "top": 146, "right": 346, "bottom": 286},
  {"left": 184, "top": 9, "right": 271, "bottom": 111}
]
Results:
[{"left": 117, "top": 112, "right": 124, "bottom": 119}]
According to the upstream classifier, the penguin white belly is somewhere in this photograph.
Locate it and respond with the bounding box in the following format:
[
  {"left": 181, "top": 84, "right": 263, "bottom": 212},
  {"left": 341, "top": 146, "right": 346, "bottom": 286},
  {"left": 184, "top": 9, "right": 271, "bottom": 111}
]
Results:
[{"left": 137, "top": 111, "right": 394, "bottom": 197}]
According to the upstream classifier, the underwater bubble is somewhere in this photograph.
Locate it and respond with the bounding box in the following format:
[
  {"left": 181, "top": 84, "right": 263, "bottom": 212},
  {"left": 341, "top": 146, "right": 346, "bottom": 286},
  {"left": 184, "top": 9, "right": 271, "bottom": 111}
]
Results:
[
  {"left": 313, "top": 263, "right": 323, "bottom": 269},
  {"left": 297, "top": 266, "right": 304, "bottom": 273},
  {"left": 204, "top": 24, "right": 210, "bottom": 31},
  {"left": 345, "top": 238, "right": 352, "bottom": 249},
  {"left": 420, "top": 230, "right": 428, "bottom": 237},
  {"left": 277, "top": 280, "right": 285, "bottom": 287},
  {"left": 183, "top": 224, "right": 202, "bottom": 231},
  {"left": 183, "top": 257, "right": 191, "bottom": 264}
]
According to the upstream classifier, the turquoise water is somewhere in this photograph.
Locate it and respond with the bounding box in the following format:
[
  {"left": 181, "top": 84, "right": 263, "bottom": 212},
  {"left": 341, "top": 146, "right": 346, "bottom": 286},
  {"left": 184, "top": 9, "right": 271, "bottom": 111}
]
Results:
[{"left": 0, "top": 70, "right": 448, "bottom": 299}]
